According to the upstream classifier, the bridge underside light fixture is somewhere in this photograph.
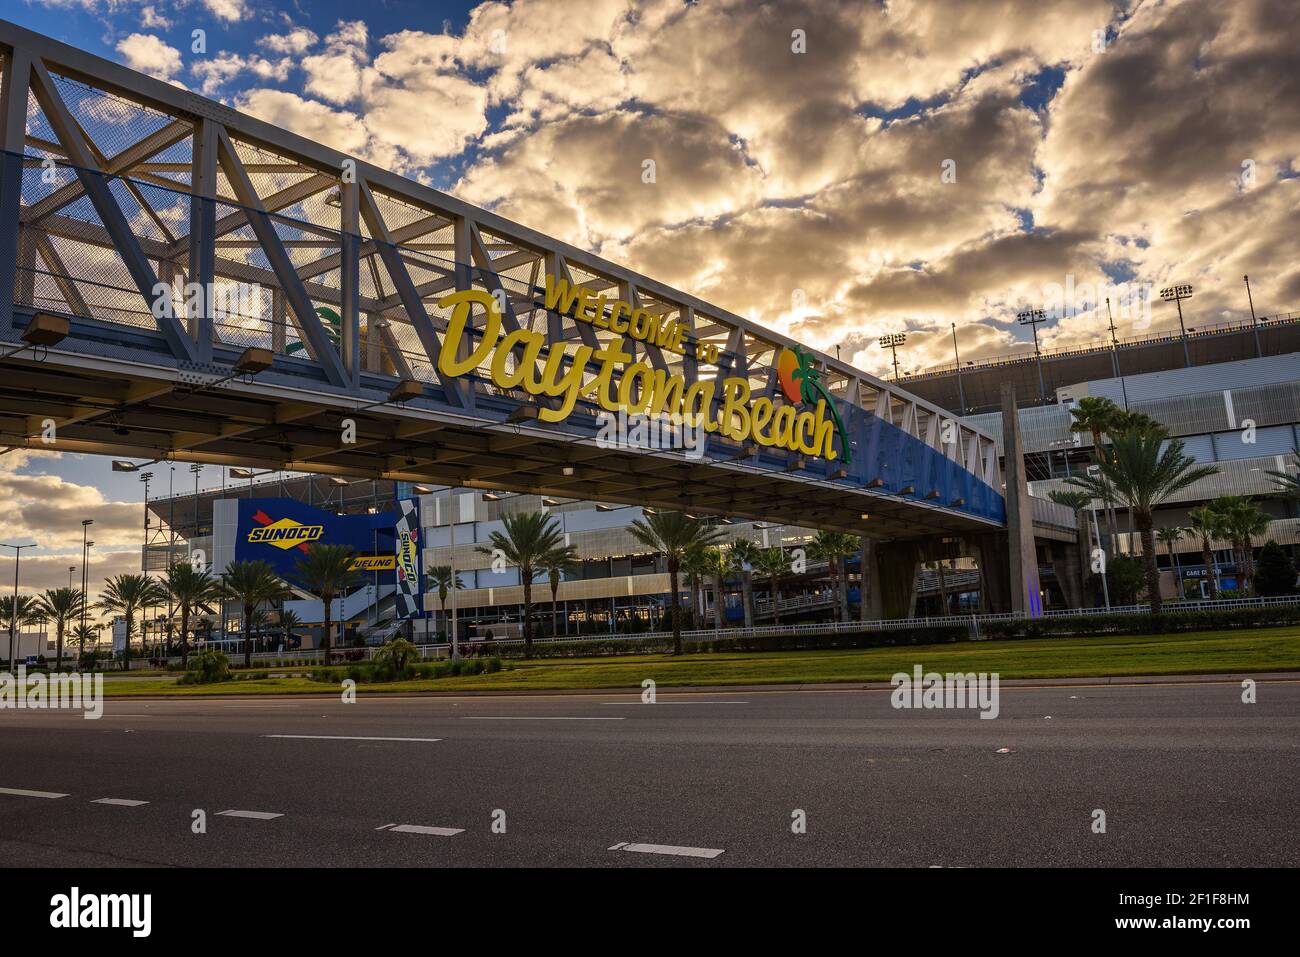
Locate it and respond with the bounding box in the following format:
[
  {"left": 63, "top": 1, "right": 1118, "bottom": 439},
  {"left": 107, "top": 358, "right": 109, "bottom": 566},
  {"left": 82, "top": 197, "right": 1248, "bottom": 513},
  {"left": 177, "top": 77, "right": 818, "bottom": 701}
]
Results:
[
  {"left": 867, "top": 477, "right": 885, "bottom": 488},
  {"left": 234, "top": 346, "right": 274, "bottom": 375},
  {"left": 951, "top": 497, "right": 965, "bottom": 507},
  {"left": 561, "top": 466, "right": 575, "bottom": 476},
  {"left": 785, "top": 456, "right": 806, "bottom": 472},
  {"left": 327, "top": 476, "right": 350, "bottom": 487},
  {"left": 388, "top": 378, "right": 422, "bottom": 403},
  {"left": 111, "top": 459, "right": 140, "bottom": 472},
  {"left": 830, "top": 467, "right": 849, "bottom": 480},
  {"left": 412, "top": 484, "right": 433, "bottom": 494},
  {"left": 594, "top": 502, "right": 615, "bottom": 511},
  {"left": 482, "top": 492, "right": 502, "bottom": 501},
  {"left": 23, "top": 312, "right": 70, "bottom": 347},
  {"left": 899, "top": 484, "right": 915, "bottom": 495},
  {"left": 541, "top": 497, "right": 560, "bottom": 507},
  {"left": 860, "top": 513, "right": 870, "bottom": 520}
]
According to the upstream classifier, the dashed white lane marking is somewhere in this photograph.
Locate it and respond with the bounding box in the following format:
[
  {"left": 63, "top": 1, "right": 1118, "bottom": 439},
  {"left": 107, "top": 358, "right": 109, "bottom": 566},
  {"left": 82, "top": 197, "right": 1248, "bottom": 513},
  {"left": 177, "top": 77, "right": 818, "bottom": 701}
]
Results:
[
  {"left": 376, "top": 823, "right": 464, "bottom": 836},
  {"left": 0, "top": 787, "right": 69, "bottom": 799},
  {"left": 217, "top": 809, "right": 283, "bottom": 820},
  {"left": 262, "top": 734, "right": 442, "bottom": 742},
  {"left": 92, "top": 798, "right": 149, "bottom": 807},
  {"left": 458, "top": 716, "right": 625, "bottom": 721},
  {"left": 602, "top": 701, "right": 748, "bottom": 705},
  {"left": 609, "top": 842, "right": 724, "bottom": 859}
]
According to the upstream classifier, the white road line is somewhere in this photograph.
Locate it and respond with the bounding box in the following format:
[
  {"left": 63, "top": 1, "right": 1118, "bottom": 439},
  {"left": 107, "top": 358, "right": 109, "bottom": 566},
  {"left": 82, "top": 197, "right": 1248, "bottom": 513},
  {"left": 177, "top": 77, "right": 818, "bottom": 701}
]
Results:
[
  {"left": 458, "top": 716, "right": 625, "bottom": 721},
  {"left": 262, "top": 734, "right": 442, "bottom": 742},
  {"left": 602, "top": 701, "right": 748, "bottom": 706},
  {"left": 610, "top": 842, "right": 724, "bottom": 859},
  {"left": 378, "top": 824, "right": 464, "bottom": 836},
  {"left": 92, "top": 798, "right": 149, "bottom": 807},
  {"left": 217, "top": 809, "right": 283, "bottom": 820},
  {"left": 0, "top": 787, "right": 69, "bottom": 799}
]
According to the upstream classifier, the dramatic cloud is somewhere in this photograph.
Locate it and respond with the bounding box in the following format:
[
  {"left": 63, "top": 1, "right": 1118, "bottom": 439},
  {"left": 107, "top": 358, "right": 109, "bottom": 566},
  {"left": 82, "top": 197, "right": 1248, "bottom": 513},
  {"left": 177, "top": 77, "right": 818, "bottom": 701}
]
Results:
[{"left": 114, "top": 33, "right": 181, "bottom": 82}]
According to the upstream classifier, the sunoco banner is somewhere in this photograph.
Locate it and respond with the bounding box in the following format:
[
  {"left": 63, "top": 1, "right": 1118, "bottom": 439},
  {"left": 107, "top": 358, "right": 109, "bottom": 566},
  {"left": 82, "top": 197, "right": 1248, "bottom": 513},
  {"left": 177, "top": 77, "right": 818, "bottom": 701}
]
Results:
[{"left": 394, "top": 498, "right": 422, "bottom": 619}]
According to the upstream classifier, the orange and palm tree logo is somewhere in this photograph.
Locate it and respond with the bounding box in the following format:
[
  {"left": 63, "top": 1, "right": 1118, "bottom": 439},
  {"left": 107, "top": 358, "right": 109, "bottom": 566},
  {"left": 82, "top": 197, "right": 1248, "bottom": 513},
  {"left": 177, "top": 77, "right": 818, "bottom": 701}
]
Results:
[{"left": 776, "top": 346, "right": 852, "bottom": 464}]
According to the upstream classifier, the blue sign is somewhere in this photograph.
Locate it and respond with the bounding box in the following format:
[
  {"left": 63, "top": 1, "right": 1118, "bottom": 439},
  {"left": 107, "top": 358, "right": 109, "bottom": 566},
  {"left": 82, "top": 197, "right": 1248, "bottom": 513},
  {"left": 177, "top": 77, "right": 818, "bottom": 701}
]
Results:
[{"left": 234, "top": 498, "right": 398, "bottom": 587}]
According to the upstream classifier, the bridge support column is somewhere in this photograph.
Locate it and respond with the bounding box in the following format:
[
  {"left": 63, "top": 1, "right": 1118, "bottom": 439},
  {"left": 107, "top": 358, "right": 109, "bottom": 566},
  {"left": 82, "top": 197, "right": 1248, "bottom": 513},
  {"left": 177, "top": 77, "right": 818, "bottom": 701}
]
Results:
[
  {"left": 1001, "top": 383, "right": 1043, "bottom": 616},
  {"left": 859, "top": 536, "right": 882, "bottom": 622},
  {"left": 878, "top": 540, "right": 921, "bottom": 619},
  {"left": 0, "top": 49, "right": 31, "bottom": 338}
]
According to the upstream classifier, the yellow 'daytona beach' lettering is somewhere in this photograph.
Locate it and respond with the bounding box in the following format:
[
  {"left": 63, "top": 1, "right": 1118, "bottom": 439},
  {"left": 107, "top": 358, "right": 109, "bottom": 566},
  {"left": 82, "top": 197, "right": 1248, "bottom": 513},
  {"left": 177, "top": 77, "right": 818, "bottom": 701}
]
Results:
[{"left": 435, "top": 287, "right": 841, "bottom": 458}]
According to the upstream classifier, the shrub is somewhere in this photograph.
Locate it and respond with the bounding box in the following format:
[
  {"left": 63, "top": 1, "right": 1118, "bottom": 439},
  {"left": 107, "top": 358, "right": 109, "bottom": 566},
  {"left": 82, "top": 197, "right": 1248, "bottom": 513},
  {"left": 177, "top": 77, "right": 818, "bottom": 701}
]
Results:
[{"left": 179, "top": 648, "right": 232, "bottom": 685}]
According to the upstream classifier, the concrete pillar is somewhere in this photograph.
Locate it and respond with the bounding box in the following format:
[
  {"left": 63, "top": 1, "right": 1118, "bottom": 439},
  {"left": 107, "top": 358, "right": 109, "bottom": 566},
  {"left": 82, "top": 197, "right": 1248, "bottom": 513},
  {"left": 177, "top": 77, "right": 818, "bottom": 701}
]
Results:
[
  {"left": 859, "top": 536, "right": 882, "bottom": 622},
  {"left": 1001, "top": 383, "right": 1043, "bottom": 616}
]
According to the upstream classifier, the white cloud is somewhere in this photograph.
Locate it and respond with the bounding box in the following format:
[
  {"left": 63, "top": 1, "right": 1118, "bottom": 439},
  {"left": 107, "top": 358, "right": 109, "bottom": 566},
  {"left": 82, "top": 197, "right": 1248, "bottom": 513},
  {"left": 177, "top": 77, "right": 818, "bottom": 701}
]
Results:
[
  {"left": 202, "top": 0, "right": 251, "bottom": 23},
  {"left": 114, "top": 33, "right": 182, "bottom": 82}
]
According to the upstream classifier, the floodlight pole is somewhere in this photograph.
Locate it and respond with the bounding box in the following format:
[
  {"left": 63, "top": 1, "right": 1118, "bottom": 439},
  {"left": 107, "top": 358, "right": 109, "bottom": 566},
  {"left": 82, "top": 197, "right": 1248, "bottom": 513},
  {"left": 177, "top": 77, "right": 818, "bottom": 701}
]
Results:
[
  {"left": 951, "top": 323, "right": 965, "bottom": 415},
  {"left": 1105, "top": 298, "right": 1129, "bottom": 410},
  {"left": 1016, "top": 309, "right": 1048, "bottom": 403},
  {"left": 1243, "top": 275, "right": 1261, "bottom": 358},
  {"left": 3, "top": 542, "right": 36, "bottom": 669}
]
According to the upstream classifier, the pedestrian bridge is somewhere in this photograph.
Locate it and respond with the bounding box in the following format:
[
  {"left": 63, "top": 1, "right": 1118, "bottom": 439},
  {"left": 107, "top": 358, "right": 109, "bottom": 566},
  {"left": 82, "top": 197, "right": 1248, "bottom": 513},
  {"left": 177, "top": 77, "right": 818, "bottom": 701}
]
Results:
[{"left": 0, "top": 20, "right": 1005, "bottom": 539}]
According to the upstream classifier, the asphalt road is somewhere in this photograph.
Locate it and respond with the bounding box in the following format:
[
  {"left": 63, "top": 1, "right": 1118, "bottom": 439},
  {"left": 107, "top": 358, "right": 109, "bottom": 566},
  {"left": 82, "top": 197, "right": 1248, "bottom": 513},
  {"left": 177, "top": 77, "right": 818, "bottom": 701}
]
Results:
[{"left": 2, "top": 678, "right": 1297, "bottom": 867}]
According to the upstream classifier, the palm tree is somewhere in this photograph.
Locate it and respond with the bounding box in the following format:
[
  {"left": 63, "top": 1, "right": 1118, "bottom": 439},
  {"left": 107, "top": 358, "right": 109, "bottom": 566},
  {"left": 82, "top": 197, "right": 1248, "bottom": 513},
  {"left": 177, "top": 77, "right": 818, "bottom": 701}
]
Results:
[
  {"left": 729, "top": 538, "right": 760, "bottom": 628},
  {"left": 681, "top": 543, "right": 710, "bottom": 627},
  {"left": 539, "top": 545, "right": 577, "bottom": 637},
  {"left": 628, "top": 510, "right": 725, "bottom": 654},
  {"left": 1208, "top": 496, "right": 1270, "bottom": 594},
  {"left": 1156, "top": 527, "right": 1185, "bottom": 601},
  {"left": 754, "top": 547, "right": 788, "bottom": 625},
  {"left": 222, "top": 560, "right": 292, "bottom": 668},
  {"left": 1069, "top": 396, "right": 1122, "bottom": 546},
  {"left": 1266, "top": 453, "right": 1300, "bottom": 501},
  {"left": 3, "top": 594, "right": 43, "bottom": 666},
  {"left": 164, "top": 562, "right": 222, "bottom": 669},
  {"left": 291, "top": 545, "right": 358, "bottom": 664},
  {"left": 70, "top": 622, "right": 99, "bottom": 667},
  {"left": 476, "top": 511, "right": 565, "bottom": 658},
  {"left": 1187, "top": 505, "right": 1226, "bottom": 599},
  {"left": 1048, "top": 489, "right": 1093, "bottom": 513},
  {"left": 98, "top": 573, "right": 167, "bottom": 669},
  {"left": 424, "top": 564, "right": 464, "bottom": 638},
  {"left": 277, "top": 608, "right": 303, "bottom": 651},
  {"left": 33, "top": 587, "right": 86, "bottom": 672},
  {"left": 811, "top": 530, "right": 856, "bottom": 622},
  {"left": 697, "top": 546, "right": 731, "bottom": 630},
  {"left": 1067, "top": 426, "right": 1218, "bottom": 613}
]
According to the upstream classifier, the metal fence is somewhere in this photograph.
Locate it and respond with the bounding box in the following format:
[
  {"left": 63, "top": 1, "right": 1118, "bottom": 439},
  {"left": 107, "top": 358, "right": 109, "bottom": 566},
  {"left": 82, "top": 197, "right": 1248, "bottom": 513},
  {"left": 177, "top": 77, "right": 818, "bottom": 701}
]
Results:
[{"left": 161, "top": 593, "right": 1300, "bottom": 667}]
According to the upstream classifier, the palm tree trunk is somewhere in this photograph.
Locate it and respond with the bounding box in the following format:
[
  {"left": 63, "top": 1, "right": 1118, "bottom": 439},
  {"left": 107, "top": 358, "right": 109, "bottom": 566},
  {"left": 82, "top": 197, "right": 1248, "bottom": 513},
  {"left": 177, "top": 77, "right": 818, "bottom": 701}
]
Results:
[
  {"left": 741, "top": 571, "right": 753, "bottom": 628},
  {"left": 321, "top": 594, "right": 333, "bottom": 663},
  {"left": 668, "top": 564, "right": 682, "bottom": 655},
  {"left": 838, "top": 559, "right": 849, "bottom": 622},
  {"left": 551, "top": 588, "right": 559, "bottom": 637},
  {"left": 180, "top": 608, "right": 190, "bottom": 670},
  {"left": 1201, "top": 537, "right": 1218, "bottom": 598},
  {"left": 1138, "top": 518, "right": 1161, "bottom": 614},
  {"left": 522, "top": 578, "right": 533, "bottom": 658},
  {"left": 55, "top": 622, "right": 64, "bottom": 673},
  {"left": 244, "top": 602, "right": 254, "bottom": 669}
]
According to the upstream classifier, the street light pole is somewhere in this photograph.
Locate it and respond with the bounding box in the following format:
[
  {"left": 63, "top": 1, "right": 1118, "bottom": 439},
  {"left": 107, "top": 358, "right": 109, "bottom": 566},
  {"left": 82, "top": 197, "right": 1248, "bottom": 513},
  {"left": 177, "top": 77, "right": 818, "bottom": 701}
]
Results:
[
  {"left": 1243, "top": 275, "right": 1261, "bottom": 358},
  {"left": 80, "top": 519, "right": 94, "bottom": 637},
  {"left": 3, "top": 542, "right": 36, "bottom": 669}
]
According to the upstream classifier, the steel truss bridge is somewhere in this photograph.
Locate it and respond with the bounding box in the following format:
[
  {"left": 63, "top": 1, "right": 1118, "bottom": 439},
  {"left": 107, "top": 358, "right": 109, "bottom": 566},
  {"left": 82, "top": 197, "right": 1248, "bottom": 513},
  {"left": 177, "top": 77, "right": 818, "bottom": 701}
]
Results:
[{"left": 0, "top": 20, "right": 1005, "bottom": 539}]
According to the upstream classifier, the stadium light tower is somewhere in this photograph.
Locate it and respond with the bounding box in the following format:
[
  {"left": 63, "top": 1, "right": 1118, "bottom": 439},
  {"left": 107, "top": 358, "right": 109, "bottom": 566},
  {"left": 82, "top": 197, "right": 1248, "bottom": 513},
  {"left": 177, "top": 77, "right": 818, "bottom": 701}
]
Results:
[
  {"left": 1015, "top": 308, "right": 1048, "bottom": 403},
  {"left": 1243, "top": 275, "right": 1261, "bottom": 358},
  {"left": 1159, "top": 283, "right": 1194, "bottom": 368},
  {"left": 878, "top": 332, "right": 906, "bottom": 381},
  {"left": 3, "top": 542, "right": 36, "bottom": 669}
]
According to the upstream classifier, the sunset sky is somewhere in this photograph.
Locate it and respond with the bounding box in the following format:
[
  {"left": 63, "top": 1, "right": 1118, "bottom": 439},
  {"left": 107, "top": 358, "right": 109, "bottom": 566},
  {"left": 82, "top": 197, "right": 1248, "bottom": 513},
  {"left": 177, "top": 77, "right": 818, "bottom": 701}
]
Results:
[{"left": 3, "top": 0, "right": 1298, "bottom": 596}]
